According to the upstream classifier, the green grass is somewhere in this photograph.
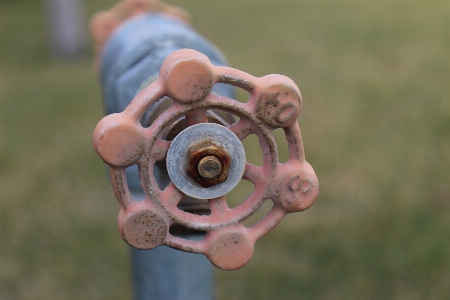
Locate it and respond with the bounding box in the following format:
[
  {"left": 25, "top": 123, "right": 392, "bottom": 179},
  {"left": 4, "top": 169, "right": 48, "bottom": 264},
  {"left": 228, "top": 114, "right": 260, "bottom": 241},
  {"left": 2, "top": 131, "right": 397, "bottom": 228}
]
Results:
[{"left": 1, "top": 0, "right": 449, "bottom": 299}]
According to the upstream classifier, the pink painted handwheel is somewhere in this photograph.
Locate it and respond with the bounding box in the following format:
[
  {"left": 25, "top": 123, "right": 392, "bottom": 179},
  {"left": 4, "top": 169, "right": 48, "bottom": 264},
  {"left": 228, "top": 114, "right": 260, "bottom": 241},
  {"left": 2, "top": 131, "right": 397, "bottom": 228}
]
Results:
[{"left": 92, "top": 49, "right": 319, "bottom": 270}]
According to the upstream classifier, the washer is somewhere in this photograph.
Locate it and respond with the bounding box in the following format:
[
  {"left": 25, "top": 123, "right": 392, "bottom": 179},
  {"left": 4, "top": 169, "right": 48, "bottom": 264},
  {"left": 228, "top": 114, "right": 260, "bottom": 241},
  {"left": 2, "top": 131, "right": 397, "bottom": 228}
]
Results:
[{"left": 166, "top": 123, "right": 246, "bottom": 199}]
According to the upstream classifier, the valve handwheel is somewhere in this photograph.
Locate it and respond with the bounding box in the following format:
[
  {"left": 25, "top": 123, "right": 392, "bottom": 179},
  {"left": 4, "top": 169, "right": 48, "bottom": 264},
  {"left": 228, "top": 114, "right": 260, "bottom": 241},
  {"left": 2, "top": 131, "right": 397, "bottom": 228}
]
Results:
[{"left": 92, "top": 49, "right": 319, "bottom": 270}]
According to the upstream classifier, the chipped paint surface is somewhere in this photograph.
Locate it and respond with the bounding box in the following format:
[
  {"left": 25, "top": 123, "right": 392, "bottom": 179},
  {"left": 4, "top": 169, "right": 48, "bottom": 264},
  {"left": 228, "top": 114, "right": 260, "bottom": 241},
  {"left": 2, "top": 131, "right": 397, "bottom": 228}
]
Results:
[{"left": 92, "top": 49, "right": 319, "bottom": 270}]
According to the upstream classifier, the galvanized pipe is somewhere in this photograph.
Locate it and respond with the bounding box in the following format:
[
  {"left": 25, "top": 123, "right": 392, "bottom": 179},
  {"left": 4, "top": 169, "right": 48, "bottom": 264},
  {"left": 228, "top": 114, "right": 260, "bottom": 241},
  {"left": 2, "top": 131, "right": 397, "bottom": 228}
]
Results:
[{"left": 130, "top": 241, "right": 213, "bottom": 300}]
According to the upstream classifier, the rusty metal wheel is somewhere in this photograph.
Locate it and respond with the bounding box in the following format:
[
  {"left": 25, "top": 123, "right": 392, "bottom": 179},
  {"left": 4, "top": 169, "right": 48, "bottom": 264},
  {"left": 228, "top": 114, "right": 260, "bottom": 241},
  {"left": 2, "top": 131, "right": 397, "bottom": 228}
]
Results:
[{"left": 92, "top": 49, "right": 319, "bottom": 270}]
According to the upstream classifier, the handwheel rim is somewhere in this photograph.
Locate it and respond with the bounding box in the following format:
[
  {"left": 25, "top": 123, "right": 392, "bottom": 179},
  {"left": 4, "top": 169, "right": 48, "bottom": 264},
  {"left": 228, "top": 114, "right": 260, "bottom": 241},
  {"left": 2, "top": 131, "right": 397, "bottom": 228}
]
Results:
[{"left": 92, "top": 48, "right": 319, "bottom": 270}]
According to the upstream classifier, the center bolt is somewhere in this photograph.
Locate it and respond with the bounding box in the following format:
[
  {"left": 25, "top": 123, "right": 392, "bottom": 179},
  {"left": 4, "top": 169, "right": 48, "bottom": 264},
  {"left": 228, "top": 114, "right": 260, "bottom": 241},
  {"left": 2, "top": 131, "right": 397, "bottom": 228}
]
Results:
[
  {"left": 186, "top": 140, "right": 232, "bottom": 188},
  {"left": 198, "top": 155, "right": 223, "bottom": 180}
]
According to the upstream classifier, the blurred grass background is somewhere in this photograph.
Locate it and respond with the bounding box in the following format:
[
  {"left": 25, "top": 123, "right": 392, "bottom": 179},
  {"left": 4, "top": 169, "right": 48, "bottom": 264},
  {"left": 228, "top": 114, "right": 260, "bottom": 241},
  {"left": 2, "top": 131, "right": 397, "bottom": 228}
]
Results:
[{"left": 1, "top": 0, "right": 449, "bottom": 299}]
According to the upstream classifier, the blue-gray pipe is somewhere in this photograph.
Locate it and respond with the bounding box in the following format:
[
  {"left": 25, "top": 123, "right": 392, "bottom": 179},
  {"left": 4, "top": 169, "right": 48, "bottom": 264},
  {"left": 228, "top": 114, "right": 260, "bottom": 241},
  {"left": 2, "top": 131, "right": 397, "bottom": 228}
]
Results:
[{"left": 100, "top": 14, "right": 234, "bottom": 300}]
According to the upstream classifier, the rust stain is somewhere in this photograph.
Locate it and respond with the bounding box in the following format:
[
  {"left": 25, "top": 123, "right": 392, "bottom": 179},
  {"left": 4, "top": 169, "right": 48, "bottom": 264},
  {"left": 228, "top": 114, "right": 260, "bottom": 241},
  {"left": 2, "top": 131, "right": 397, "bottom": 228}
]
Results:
[{"left": 186, "top": 140, "right": 231, "bottom": 188}]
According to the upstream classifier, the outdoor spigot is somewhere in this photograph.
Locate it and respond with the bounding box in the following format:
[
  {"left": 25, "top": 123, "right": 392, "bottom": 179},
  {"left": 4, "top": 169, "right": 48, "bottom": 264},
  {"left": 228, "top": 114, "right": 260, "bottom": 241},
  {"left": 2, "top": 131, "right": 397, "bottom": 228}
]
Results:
[{"left": 92, "top": 48, "right": 319, "bottom": 270}]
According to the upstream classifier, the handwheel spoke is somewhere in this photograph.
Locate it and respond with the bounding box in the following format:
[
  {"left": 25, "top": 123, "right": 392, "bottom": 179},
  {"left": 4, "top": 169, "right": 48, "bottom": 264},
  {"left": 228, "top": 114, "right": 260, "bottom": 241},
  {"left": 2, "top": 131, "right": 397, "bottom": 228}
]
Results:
[
  {"left": 185, "top": 109, "right": 208, "bottom": 126},
  {"left": 208, "top": 195, "right": 230, "bottom": 216},
  {"left": 152, "top": 138, "right": 171, "bottom": 161},
  {"left": 242, "top": 163, "right": 264, "bottom": 185},
  {"left": 160, "top": 182, "right": 183, "bottom": 208},
  {"left": 229, "top": 118, "right": 253, "bottom": 140}
]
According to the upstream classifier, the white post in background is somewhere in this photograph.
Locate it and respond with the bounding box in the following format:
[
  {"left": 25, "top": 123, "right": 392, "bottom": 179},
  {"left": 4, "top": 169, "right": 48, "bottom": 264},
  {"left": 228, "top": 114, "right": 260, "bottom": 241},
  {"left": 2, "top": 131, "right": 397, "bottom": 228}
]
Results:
[{"left": 44, "top": 0, "right": 87, "bottom": 60}]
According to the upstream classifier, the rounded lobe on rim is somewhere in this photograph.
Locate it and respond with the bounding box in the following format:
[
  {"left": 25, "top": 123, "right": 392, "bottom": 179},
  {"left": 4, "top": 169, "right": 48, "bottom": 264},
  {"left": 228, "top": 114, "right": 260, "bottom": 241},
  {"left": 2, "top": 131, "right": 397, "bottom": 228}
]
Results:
[
  {"left": 93, "top": 113, "right": 143, "bottom": 167},
  {"left": 255, "top": 74, "right": 302, "bottom": 128},
  {"left": 206, "top": 226, "right": 254, "bottom": 270},
  {"left": 161, "top": 49, "right": 214, "bottom": 103}
]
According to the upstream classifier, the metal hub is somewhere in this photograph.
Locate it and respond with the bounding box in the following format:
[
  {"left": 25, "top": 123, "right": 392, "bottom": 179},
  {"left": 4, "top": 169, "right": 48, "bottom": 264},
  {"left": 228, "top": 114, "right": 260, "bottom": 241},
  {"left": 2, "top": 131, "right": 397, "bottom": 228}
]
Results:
[{"left": 166, "top": 123, "right": 246, "bottom": 199}]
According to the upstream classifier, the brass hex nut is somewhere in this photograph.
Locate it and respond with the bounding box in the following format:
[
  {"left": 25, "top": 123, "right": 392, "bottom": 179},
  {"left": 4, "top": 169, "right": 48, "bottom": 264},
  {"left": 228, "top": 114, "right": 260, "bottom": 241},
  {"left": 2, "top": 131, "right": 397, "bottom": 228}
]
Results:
[{"left": 186, "top": 141, "right": 231, "bottom": 188}]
